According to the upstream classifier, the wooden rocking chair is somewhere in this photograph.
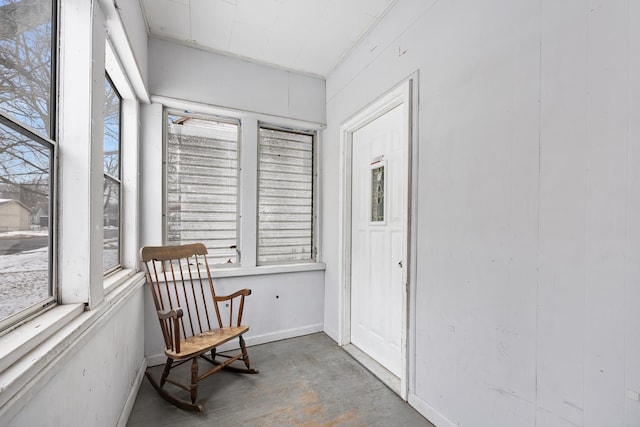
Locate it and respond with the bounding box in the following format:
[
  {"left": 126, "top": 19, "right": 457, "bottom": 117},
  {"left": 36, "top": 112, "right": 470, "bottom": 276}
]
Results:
[{"left": 140, "top": 243, "right": 259, "bottom": 412}]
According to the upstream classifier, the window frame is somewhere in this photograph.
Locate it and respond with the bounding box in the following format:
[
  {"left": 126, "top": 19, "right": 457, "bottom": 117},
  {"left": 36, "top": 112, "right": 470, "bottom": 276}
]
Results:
[
  {"left": 257, "top": 123, "right": 317, "bottom": 266},
  {"left": 0, "top": 0, "right": 148, "bottom": 400},
  {"left": 0, "top": 0, "right": 58, "bottom": 333},
  {"left": 103, "top": 71, "right": 123, "bottom": 276},
  {"left": 163, "top": 108, "right": 242, "bottom": 266},
  {"left": 0, "top": 115, "right": 57, "bottom": 333},
  {"left": 102, "top": 39, "right": 141, "bottom": 288},
  {"left": 154, "top": 96, "right": 324, "bottom": 274}
]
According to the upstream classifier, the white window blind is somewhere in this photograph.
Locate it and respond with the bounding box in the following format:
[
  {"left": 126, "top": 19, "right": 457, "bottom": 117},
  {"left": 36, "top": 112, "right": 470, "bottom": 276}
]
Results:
[
  {"left": 166, "top": 115, "right": 239, "bottom": 265},
  {"left": 258, "top": 127, "right": 314, "bottom": 264}
]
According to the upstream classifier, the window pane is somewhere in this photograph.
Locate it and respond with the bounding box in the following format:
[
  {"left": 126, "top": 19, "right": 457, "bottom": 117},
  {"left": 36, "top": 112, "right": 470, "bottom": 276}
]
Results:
[
  {"left": 371, "top": 165, "right": 384, "bottom": 222},
  {"left": 0, "top": 120, "right": 51, "bottom": 321},
  {"left": 103, "top": 177, "right": 120, "bottom": 272},
  {"left": 0, "top": 0, "right": 54, "bottom": 139},
  {"left": 166, "top": 114, "right": 239, "bottom": 265},
  {"left": 258, "top": 127, "right": 313, "bottom": 264},
  {"left": 103, "top": 74, "right": 121, "bottom": 274},
  {"left": 104, "top": 76, "right": 120, "bottom": 178}
]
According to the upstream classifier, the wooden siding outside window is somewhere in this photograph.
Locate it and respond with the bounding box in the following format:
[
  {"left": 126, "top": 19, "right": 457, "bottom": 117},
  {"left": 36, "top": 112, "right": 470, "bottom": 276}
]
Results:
[
  {"left": 257, "top": 127, "right": 314, "bottom": 264},
  {"left": 166, "top": 115, "right": 239, "bottom": 265}
]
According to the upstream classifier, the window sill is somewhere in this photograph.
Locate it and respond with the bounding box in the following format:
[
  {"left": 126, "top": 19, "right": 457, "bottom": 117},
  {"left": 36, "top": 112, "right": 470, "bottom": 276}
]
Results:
[
  {"left": 211, "top": 262, "right": 326, "bottom": 278},
  {"left": 0, "top": 304, "right": 84, "bottom": 375},
  {"left": 104, "top": 268, "right": 140, "bottom": 294}
]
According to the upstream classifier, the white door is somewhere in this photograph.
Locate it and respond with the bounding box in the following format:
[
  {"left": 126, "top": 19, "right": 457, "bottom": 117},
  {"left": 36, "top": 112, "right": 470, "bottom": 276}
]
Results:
[{"left": 350, "top": 104, "right": 408, "bottom": 377}]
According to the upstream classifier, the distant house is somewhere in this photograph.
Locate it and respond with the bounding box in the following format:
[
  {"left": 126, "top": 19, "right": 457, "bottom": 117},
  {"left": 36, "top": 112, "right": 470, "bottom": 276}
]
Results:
[
  {"left": 0, "top": 199, "right": 32, "bottom": 232},
  {"left": 32, "top": 204, "right": 49, "bottom": 228}
]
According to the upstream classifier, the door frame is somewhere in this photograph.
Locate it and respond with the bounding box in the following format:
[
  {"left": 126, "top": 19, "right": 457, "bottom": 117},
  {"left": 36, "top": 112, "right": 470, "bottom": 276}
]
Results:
[{"left": 338, "top": 75, "right": 418, "bottom": 400}]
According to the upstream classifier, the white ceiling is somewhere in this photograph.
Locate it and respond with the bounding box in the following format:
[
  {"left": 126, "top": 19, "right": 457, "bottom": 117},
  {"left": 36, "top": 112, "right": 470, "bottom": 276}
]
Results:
[{"left": 139, "top": 0, "right": 396, "bottom": 78}]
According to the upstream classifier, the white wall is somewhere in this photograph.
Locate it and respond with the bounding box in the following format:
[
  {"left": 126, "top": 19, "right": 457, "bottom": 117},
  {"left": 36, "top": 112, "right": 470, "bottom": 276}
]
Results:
[
  {"left": 142, "top": 41, "right": 327, "bottom": 361},
  {"left": 323, "top": 1, "right": 640, "bottom": 426},
  {"left": 5, "top": 286, "right": 145, "bottom": 427},
  {"left": 144, "top": 271, "right": 325, "bottom": 363},
  {"left": 148, "top": 37, "right": 326, "bottom": 124}
]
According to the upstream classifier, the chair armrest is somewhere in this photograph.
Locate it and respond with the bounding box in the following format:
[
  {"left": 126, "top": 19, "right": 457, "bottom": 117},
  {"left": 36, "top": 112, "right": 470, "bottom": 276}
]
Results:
[
  {"left": 157, "top": 308, "right": 183, "bottom": 320},
  {"left": 213, "top": 289, "right": 252, "bottom": 302},
  {"left": 157, "top": 308, "right": 183, "bottom": 353},
  {"left": 213, "top": 289, "right": 252, "bottom": 327}
]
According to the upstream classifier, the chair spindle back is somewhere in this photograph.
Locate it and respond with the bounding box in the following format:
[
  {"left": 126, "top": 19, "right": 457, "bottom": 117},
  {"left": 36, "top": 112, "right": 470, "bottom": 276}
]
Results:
[{"left": 141, "top": 244, "right": 225, "bottom": 351}]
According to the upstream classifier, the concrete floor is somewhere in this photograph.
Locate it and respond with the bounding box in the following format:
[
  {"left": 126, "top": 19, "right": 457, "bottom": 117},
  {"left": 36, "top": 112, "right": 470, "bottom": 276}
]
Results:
[{"left": 127, "top": 333, "right": 435, "bottom": 427}]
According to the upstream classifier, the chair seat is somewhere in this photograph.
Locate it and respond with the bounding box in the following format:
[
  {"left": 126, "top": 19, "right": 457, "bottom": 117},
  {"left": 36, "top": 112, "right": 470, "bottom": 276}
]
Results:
[{"left": 166, "top": 325, "right": 250, "bottom": 360}]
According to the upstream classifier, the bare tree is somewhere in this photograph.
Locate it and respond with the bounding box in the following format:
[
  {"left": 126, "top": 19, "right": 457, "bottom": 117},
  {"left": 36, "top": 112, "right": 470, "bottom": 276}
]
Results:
[
  {"left": 102, "top": 77, "right": 120, "bottom": 224},
  {"left": 0, "top": 0, "right": 53, "bottom": 214},
  {"left": 0, "top": 0, "right": 50, "bottom": 41},
  {"left": 0, "top": 0, "right": 53, "bottom": 136}
]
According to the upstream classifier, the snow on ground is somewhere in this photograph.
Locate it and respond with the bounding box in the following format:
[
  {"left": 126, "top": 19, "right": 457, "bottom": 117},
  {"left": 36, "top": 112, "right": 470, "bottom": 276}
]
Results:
[
  {"left": 0, "top": 270, "right": 49, "bottom": 318},
  {"left": 0, "top": 246, "right": 48, "bottom": 271},
  {"left": 0, "top": 247, "right": 48, "bottom": 318},
  {"left": 0, "top": 240, "right": 119, "bottom": 319},
  {"left": 0, "top": 230, "right": 49, "bottom": 238}
]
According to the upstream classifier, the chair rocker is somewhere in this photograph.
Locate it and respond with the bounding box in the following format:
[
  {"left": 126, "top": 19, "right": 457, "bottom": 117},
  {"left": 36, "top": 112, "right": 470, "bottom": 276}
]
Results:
[{"left": 141, "top": 243, "right": 259, "bottom": 412}]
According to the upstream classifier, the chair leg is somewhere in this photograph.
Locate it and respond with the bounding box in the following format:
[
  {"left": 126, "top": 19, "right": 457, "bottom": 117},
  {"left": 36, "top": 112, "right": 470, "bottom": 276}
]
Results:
[
  {"left": 160, "top": 358, "right": 173, "bottom": 387},
  {"left": 239, "top": 335, "right": 251, "bottom": 369},
  {"left": 190, "top": 357, "right": 199, "bottom": 404},
  {"left": 219, "top": 336, "right": 259, "bottom": 374}
]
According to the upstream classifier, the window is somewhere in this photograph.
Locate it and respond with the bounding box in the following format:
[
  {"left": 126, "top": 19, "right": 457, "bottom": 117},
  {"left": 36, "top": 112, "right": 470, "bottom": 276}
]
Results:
[
  {"left": 258, "top": 127, "right": 315, "bottom": 264},
  {"left": 103, "top": 74, "right": 121, "bottom": 274},
  {"left": 162, "top": 106, "right": 320, "bottom": 271},
  {"left": 165, "top": 113, "right": 239, "bottom": 265},
  {"left": 371, "top": 164, "right": 385, "bottom": 222},
  {"left": 0, "top": 0, "right": 56, "bottom": 327}
]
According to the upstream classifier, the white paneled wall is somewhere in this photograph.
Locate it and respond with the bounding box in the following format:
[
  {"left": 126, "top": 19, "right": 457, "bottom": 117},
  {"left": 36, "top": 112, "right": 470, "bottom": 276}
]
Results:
[
  {"left": 324, "top": 0, "right": 640, "bottom": 426},
  {"left": 5, "top": 287, "right": 145, "bottom": 427},
  {"left": 148, "top": 38, "right": 326, "bottom": 124},
  {"left": 144, "top": 271, "right": 325, "bottom": 364}
]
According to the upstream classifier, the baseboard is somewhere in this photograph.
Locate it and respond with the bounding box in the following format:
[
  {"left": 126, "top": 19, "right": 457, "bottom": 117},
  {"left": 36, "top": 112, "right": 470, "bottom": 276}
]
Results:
[
  {"left": 145, "top": 323, "right": 324, "bottom": 367},
  {"left": 116, "top": 357, "right": 147, "bottom": 427},
  {"left": 240, "top": 323, "right": 324, "bottom": 349},
  {"left": 408, "top": 392, "right": 457, "bottom": 427}
]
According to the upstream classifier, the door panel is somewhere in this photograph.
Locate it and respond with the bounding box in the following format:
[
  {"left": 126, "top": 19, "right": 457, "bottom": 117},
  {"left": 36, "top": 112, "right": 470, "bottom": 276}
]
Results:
[{"left": 350, "top": 104, "right": 407, "bottom": 377}]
